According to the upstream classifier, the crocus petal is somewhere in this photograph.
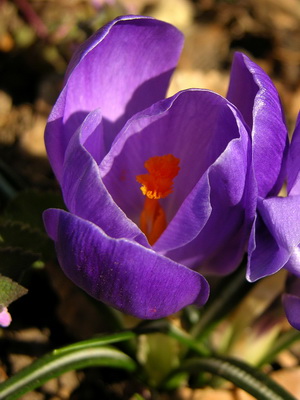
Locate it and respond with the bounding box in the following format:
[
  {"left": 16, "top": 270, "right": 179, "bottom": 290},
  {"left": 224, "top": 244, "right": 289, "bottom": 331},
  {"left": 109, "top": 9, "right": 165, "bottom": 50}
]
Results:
[
  {"left": 62, "top": 109, "right": 148, "bottom": 246},
  {"left": 282, "top": 275, "right": 300, "bottom": 330},
  {"left": 287, "top": 113, "right": 300, "bottom": 195},
  {"left": 247, "top": 212, "right": 289, "bottom": 282},
  {"left": 247, "top": 196, "right": 300, "bottom": 281},
  {"left": 101, "top": 91, "right": 215, "bottom": 233},
  {"left": 101, "top": 89, "right": 254, "bottom": 260},
  {"left": 45, "top": 15, "right": 184, "bottom": 182},
  {"left": 43, "top": 209, "right": 209, "bottom": 319},
  {"left": 164, "top": 111, "right": 256, "bottom": 275},
  {"left": 227, "top": 52, "right": 288, "bottom": 198}
]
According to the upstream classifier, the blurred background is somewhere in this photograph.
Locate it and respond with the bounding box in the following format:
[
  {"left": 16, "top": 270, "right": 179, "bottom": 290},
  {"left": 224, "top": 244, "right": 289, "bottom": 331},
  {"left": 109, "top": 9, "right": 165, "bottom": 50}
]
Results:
[
  {"left": 0, "top": 0, "right": 299, "bottom": 189},
  {"left": 0, "top": 0, "right": 300, "bottom": 399}
]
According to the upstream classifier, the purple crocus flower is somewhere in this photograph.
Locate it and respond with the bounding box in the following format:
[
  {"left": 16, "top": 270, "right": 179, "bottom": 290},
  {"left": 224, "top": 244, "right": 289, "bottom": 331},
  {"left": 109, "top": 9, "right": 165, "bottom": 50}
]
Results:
[
  {"left": 43, "top": 15, "right": 258, "bottom": 319},
  {"left": 229, "top": 55, "right": 300, "bottom": 329},
  {"left": 250, "top": 115, "right": 300, "bottom": 329},
  {"left": 282, "top": 116, "right": 300, "bottom": 330}
]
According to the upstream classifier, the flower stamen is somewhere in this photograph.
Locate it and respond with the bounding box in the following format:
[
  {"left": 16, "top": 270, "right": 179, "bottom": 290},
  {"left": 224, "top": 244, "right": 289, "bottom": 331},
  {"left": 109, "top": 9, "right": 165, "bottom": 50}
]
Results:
[{"left": 136, "top": 154, "right": 180, "bottom": 245}]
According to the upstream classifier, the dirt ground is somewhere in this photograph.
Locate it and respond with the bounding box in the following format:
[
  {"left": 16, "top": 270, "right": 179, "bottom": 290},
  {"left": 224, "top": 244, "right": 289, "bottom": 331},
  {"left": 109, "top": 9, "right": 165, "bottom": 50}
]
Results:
[{"left": 0, "top": 0, "right": 300, "bottom": 399}]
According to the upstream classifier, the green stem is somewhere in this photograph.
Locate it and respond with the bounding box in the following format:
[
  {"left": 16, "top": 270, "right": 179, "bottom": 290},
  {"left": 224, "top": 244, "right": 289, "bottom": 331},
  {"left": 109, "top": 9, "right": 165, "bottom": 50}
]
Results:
[
  {"left": 168, "top": 323, "right": 211, "bottom": 356},
  {"left": 54, "top": 330, "right": 137, "bottom": 354},
  {"left": 191, "top": 261, "right": 253, "bottom": 338},
  {"left": 177, "top": 356, "right": 297, "bottom": 400},
  {"left": 0, "top": 345, "right": 136, "bottom": 400},
  {"left": 257, "top": 329, "right": 300, "bottom": 367},
  {"left": 135, "top": 320, "right": 211, "bottom": 356},
  {"left": 0, "top": 323, "right": 168, "bottom": 399}
]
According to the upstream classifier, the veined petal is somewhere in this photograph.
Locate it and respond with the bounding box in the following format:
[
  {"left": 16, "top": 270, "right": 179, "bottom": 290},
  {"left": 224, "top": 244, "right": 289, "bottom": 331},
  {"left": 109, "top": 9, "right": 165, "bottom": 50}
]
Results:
[
  {"left": 227, "top": 52, "right": 288, "bottom": 198},
  {"left": 45, "top": 15, "right": 183, "bottom": 182},
  {"left": 62, "top": 110, "right": 148, "bottom": 245},
  {"left": 247, "top": 196, "right": 300, "bottom": 281},
  {"left": 164, "top": 109, "right": 255, "bottom": 275},
  {"left": 43, "top": 209, "right": 209, "bottom": 319},
  {"left": 287, "top": 113, "right": 300, "bottom": 195},
  {"left": 247, "top": 212, "right": 289, "bottom": 282},
  {"left": 101, "top": 89, "right": 252, "bottom": 255},
  {"left": 259, "top": 196, "right": 300, "bottom": 250}
]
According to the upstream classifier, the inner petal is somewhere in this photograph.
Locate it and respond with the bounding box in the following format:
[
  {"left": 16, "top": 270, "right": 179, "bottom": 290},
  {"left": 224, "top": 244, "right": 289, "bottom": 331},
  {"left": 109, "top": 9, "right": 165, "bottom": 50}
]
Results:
[{"left": 101, "top": 90, "right": 240, "bottom": 236}]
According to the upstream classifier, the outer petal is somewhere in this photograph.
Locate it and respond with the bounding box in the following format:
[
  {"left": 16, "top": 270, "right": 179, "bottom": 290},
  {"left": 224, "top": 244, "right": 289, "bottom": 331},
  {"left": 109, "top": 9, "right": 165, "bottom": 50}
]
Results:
[
  {"left": 43, "top": 209, "right": 209, "bottom": 319},
  {"left": 247, "top": 196, "right": 300, "bottom": 281},
  {"left": 45, "top": 15, "right": 184, "bottom": 182},
  {"left": 62, "top": 109, "right": 148, "bottom": 246},
  {"left": 227, "top": 52, "right": 288, "bottom": 198},
  {"left": 247, "top": 211, "right": 289, "bottom": 282},
  {"left": 282, "top": 275, "right": 300, "bottom": 330},
  {"left": 287, "top": 113, "right": 300, "bottom": 195}
]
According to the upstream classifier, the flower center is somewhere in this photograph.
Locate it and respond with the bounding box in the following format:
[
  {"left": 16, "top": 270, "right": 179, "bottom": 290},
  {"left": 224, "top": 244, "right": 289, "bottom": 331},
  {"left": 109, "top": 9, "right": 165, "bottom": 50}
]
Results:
[{"left": 136, "top": 154, "right": 180, "bottom": 245}]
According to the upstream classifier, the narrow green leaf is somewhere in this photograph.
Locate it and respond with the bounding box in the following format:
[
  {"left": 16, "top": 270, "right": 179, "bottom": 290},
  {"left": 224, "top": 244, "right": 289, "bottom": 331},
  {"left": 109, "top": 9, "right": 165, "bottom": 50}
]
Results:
[
  {"left": 0, "top": 345, "right": 136, "bottom": 400},
  {"left": 54, "top": 330, "right": 137, "bottom": 354},
  {"left": 191, "top": 261, "right": 253, "bottom": 338},
  {"left": 175, "top": 356, "right": 297, "bottom": 400},
  {"left": 136, "top": 320, "right": 211, "bottom": 356},
  {"left": 0, "top": 173, "right": 18, "bottom": 202},
  {"left": 0, "top": 158, "right": 25, "bottom": 201},
  {"left": 257, "top": 329, "right": 300, "bottom": 367}
]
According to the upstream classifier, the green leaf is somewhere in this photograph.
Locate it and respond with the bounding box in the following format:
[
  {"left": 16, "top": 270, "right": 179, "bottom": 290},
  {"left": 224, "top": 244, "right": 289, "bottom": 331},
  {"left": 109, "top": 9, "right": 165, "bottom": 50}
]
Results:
[
  {"left": 191, "top": 261, "right": 253, "bottom": 338},
  {"left": 0, "top": 219, "right": 48, "bottom": 253},
  {"left": 172, "top": 356, "right": 297, "bottom": 400},
  {"left": 257, "top": 329, "right": 300, "bottom": 367},
  {"left": 3, "top": 190, "right": 65, "bottom": 231},
  {"left": 0, "top": 247, "right": 37, "bottom": 281},
  {"left": 136, "top": 320, "right": 210, "bottom": 356},
  {"left": 0, "top": 218, "right": 53, "bottom": 262},
  {"left": 137, "top": 333, "right": 180, "bottom": 387},
  {"left": 0, "top": 190, "right": 63, "bottom": 279},
  {"left": 0, "top": 274, "right": 27, "bottom": 307},
  {"left": 0, "top": 343, "right": 136, "bottom": 400},
  {"left": 54, "top": 330, "right": 137, "bottom": 354}
]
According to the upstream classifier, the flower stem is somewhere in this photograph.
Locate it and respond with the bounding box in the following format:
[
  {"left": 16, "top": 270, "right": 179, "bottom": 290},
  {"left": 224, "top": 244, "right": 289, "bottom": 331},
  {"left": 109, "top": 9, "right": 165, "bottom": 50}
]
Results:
[
  {"left": 176, "top": 356, "right": 297, "bottom": 400},
  {"left": 257, "top": 328, "right": 300, "bottom": 367},
  {"left": 191, "top": 260, "right": 253, "bottom": 338}
]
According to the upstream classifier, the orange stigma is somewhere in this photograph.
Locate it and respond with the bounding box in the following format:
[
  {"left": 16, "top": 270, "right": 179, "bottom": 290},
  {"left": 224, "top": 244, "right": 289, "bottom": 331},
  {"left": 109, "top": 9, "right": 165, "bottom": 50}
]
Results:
[{"left": 136, "top": 154, "right": 180, "bottom": 245}]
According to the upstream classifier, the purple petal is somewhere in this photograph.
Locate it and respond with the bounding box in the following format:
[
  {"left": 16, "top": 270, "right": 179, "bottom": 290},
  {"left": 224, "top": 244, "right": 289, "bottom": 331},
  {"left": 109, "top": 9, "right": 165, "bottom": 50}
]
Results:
[
  {"left": 247, "top": 196, "right": 300, "bottom": 281},
  {"left": 101, "top": 89, "right": 254, "bottom": 261},
  {"left": 164, "top": 109, "right": 256, "bottom": 275},
  {"left": 259, "top": 196, "right": 300, "bottom": 249},
  {"left": 283, "top": 275, "right": 300, "bottom": 330},
  {"left": 62, "top": 110, "right": 148, "bottom": 246},
  {"left": 43, "top": 209, "right": 209, "bottom": 319},
  {"left": 227, "top": 52, "right": 288, "bottom": 198},
  {"left": 287, "top": 113, "right": 300, "bottom": 195},
  {"left": 45, "top": 15, "right": 183, "bottom": 182},
  {"left": 247, "top": 211, "right": 289, "bottom": 282}
]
